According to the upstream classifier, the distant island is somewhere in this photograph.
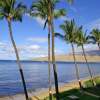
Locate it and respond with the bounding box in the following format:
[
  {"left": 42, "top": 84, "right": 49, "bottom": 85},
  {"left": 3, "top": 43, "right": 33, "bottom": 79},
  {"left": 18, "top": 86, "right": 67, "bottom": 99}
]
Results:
[{"left": 33, "top": 54, "right": 100, "bottom": 62}]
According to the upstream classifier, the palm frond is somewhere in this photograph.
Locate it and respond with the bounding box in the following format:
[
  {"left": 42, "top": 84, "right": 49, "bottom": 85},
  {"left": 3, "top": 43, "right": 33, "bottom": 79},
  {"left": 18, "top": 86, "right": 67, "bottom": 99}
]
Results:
[
  {"left": 67, "top": 0, "right": 74, "bottom": 4},
  {"left": 43, "top": 18, "right": 48, "bottom": 30},
  {"left": 0, "top": 0, "right": 26, "bottom": 22},
  {"left": 54, "top": 9, "right": 66, "bottom": 19}
]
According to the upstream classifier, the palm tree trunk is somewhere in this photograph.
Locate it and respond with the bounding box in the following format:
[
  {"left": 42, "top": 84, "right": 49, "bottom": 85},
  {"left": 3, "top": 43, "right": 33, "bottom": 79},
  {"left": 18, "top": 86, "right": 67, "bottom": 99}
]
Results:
[
  {"left": 48, "top": 22, "right": 52, "bottom": 100},
  {"left": 7, "top": 20, "right": 29, "bottom": 100},
  {"left": 82, "top": 45, "right": 96, "bottom": 86},
  {"left": 48, "top": 1, "right": 59, "bottom": 100},
  {"left": 71, "top": 43, "right": 82, "bottom": 89},
  {"left": 98, "top": 43, "right": 100, "bottom": 51}
]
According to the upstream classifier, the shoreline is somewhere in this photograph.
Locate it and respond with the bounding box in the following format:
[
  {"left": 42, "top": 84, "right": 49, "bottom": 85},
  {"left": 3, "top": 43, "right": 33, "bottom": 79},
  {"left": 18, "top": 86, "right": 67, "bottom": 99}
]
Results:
[{"left": 0, "top": 77, "right": 94, "bottom": 100}]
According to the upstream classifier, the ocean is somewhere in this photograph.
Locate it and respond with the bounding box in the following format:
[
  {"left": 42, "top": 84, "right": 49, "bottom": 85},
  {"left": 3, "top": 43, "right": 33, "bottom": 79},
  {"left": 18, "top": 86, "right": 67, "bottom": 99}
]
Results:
[{"left": 0, "top": 60, "right": 100, "bottom": 96}]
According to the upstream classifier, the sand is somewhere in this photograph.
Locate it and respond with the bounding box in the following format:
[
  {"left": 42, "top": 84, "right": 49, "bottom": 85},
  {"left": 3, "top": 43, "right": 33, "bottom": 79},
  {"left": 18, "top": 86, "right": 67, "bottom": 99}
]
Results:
[{"left": 0, "top": 78, "right": 90, "bottom": 100}]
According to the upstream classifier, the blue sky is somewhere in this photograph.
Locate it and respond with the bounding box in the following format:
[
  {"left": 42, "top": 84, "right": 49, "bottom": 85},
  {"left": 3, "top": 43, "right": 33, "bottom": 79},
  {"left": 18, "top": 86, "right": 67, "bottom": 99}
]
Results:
[{"left": 0, "top": 0, "right": 100, "bottom": 60}]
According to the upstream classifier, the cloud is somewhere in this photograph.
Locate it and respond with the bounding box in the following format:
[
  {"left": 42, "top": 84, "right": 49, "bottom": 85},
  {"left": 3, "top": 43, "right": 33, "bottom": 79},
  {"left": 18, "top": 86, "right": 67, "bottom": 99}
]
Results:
[
  {"left": 28, "top": 45, "right": 40, "bottom": 50},
  {"left": 74, "top": 44, "right": 98, "bottom": 53},
  {"left": 27, "top": 37, "right": 48, "bottom": 43},
  {"left": 70, "top": 6, "right": 77, "bottom": 13},
  {"left": 85, "top": 18, "right": 100, "bottom": 31},
  {"left": 35, "top": 17, "right": 45, "bottom": 27},
  {"left": 0, "top": 41, "right": 68, "bottom": 60},
  {"left": 59, "top": 16, "right": 71, "bottom": 21},
  {"left": 25, "top": 13, "right": 45, "bottom": 27}
]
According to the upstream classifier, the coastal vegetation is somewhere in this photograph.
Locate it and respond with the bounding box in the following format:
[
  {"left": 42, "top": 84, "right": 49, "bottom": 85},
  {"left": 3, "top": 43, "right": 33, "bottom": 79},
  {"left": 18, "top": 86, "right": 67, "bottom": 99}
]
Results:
[
  {"left": 55, "top": 20, "right": 83, "bottom": 89},
  {"left": 0, "top": 0, "right": 100, "bottom": 100}
]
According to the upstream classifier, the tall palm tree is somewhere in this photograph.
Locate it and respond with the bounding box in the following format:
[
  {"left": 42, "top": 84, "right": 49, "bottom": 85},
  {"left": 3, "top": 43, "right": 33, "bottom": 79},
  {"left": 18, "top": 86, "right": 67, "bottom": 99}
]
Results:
[
  {"left": 55, "top": 20, "right": 83, "bottom": 89},
  {"left": 30, "top": 0, "right": 66, "bottom": 99},
  {"left": 75, "top": 26, "right": 96, "bottom": 86},
  {"left": 48, "top": 0, "right": 59, "bottom": 99},
  {"left": 90, "top": 29, "right": 100, "bottom": 50},
  {"left": 0, "top": 0, "right": 29, "bottom": 100}
]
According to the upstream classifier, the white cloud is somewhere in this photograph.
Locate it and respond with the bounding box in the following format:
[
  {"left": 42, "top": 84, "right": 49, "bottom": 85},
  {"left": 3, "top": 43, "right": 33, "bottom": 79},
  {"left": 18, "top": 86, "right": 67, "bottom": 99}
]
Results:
[
  {"left": 74, "top": 44, "right": 98, "bottom": 53},
  {"left": 26, "top": 13, "right": 45, "bottom": 27},
  {"left": 0, "top": 41, "right": 66, "bottom": 60},
  {"left": 70, "top": 6, "right": 77, "bottom": 13},
  {"left": 85, "top": 18, "right": 100, "bottom": 31},
  {"left": 1, "top": 40, "right": 98, "bottom": 60},
  {"left": 27, "top": 37, "right": 48, "bottom": 43},
  {"left": 60, "top": 16, "right": 71, "bottom": 21},
  {"left": 35, "top": 17, "right": 45, "bottom": 26},
  {"left": 28, "top": 45, "right": 40, "bottom": 50}
]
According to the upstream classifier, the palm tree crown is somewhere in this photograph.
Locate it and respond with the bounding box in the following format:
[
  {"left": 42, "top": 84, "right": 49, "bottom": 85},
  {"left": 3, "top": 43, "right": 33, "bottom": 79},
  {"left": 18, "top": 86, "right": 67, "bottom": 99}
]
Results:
[
  {"left": 90, "top": 29, "right": 100, "bottom": 44},
  {"left": 30, "top": 1, "right": 66, "bottom": 100},
  {"left": 55, "top": 20, "right": 83, "bottom": 89},
  {"left": 75, "top": 26, "right": 96, "bottom": 86},
  {"left": 56, "top": 20, "right": 78, "bottom": 43},
  {"left": 30, "top": 0, "right": 66, "bottom": 29},
  {"left": 0, "top": 0, "right": 26, "bottom": 22},
  {"left": 0, "top": 0, "right": 28, "bottom": 100},
  {"left": 75, "top": 26, "right": 88, "bottom": 46}
]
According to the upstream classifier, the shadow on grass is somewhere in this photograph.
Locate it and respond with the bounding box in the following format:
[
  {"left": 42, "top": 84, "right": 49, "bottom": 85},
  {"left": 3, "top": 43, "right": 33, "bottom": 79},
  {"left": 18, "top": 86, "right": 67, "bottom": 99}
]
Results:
[
  {"left": 44, "top": 89, "right": 98, "bottom": 100},
  {"left": 83, "top": 84, "right": 100, "bottom": 96},
  {"left": 44, "top": 77, "right": 100, "bottom": 100}
]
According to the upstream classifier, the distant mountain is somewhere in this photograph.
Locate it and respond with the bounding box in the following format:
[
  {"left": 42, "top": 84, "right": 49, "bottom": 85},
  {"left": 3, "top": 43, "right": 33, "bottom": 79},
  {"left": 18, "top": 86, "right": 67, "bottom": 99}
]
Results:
[
  {"left": 86, "top": 50, "right": 100, "bottom": 56},
  {"left": 76, "top": 50, "right": 100, "bottom": 56}
]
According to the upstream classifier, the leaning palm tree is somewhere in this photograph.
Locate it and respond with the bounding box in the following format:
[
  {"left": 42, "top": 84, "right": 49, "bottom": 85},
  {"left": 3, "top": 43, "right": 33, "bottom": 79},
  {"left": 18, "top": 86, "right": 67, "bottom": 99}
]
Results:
[
  {"left": 30, "top": 0, "right": 66, "bottom": 99},
  {"left": 75, "top": 26, "right": 96, "bottom": 86},
  {"left": 90, "top": 29, "right": 100, "bottom": 50},
  {"left": 55, "top": 20, "right": 83, "bottom": 89},
  {"left": 0, "top": 0, "right": 29, "bottom": 100}
]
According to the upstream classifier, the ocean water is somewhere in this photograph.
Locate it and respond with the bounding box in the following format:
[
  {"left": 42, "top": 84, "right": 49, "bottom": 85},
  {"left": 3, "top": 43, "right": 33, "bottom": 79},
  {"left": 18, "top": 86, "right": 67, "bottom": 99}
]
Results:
[{"left": 0, "top": 61, "right": 100, "bottom": 96}]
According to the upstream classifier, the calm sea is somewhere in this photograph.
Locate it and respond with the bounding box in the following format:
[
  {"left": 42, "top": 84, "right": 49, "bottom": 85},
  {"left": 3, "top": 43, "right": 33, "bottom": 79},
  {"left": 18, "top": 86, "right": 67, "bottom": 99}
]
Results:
[{"left": 0, "top": 60, "right": 100, "bottom": 96}]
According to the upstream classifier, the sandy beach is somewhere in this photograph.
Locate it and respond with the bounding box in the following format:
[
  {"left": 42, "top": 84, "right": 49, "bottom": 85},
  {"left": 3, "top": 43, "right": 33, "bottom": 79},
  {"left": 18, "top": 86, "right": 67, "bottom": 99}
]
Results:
[{"left": 0, "top": 78, "right": 90, "bottom": 100}]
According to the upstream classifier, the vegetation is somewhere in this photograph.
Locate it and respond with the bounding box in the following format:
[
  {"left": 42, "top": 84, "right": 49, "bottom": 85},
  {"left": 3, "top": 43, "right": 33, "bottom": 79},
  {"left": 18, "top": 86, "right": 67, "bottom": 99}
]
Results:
[
  {"left": 55, "top": 20, "right": 83, "bottom": 89},
  {"left": 0, "top": 0, "right": 100, "bottom": 100},
  {"left": 44, "top": 89, "right": 98, "bottom": 100},
  {"left": 30, "top": 0, "right": 66, "bottom": 99},
  {"left": 83, "top": 77, "right": 100, "bottom": 96},
  {"left": 90, "top": 29, "right": 100, "bottom": 50},
  {"left": 75, "top": 26, "right": 96, "bottom": 86},
  {"left": 45, "top": 77, "right": 100, "bottom": 100},
  {"left": 84, "top": 77, "right": 100, "bottom": 88}
]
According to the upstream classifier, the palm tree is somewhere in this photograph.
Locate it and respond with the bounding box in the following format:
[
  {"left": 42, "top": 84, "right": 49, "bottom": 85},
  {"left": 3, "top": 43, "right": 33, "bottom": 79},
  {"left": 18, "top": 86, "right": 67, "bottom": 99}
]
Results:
[
  {"left": 90, "top": 29, "right": 100, "bottom": 50},
  {"left": 0, "top": 0, "right": 29, "bottom": 100},
  {"left": 30, "top": 0, "right": 66, "bottom": 99},
  {"left": 75, "top": 26, "right": 96, "bottom": 86},
  {"left": 55, "top": 20, "right": 83, "bottom": 89}
]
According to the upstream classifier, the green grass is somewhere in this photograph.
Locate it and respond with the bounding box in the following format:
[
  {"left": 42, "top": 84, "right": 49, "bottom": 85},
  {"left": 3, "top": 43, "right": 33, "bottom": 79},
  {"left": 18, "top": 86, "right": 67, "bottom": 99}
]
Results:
[
  {"left": 83, "top": 77, "right": 100, "bottom": 96},
  {"left": 44, "top": 89, "right": 98, "bottom": 100},
  {"left": 84, "top": 77, "right": 100, "bottom": 88},
  {"left": 44, "top": 77, "right": 100, "bottom": 100}
]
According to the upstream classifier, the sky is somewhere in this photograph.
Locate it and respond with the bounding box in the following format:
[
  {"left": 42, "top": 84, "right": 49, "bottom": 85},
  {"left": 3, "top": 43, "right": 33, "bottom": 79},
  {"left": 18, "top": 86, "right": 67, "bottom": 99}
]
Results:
[{"left": 0, "top": 0, "right": 100, "bottom": 60}]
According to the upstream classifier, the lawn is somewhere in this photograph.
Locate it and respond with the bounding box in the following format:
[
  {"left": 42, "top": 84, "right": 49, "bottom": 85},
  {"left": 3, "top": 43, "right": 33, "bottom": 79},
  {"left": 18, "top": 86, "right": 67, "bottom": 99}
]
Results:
[
  {"left": 83, "top": 77, "right": 100, "bottom": 96},
  {"left": 44, "top": 89, "right": 98, "bottom": 100},
  {"left": 44, "top": 77, "right": 100, "bottom": 100}
]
